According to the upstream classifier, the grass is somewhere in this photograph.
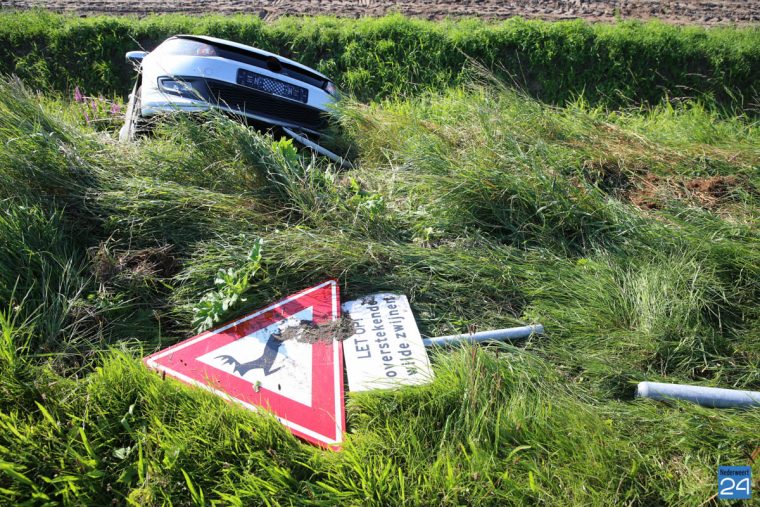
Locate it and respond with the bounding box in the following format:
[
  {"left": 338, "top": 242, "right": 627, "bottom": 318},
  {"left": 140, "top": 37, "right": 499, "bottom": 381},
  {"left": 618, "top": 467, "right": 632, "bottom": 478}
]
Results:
[
  {"left": 0, "top": 48, "right": 758, "bottom": 505},
  {"left": 1, "top": 11, "right": 759, "bottom": 111}
]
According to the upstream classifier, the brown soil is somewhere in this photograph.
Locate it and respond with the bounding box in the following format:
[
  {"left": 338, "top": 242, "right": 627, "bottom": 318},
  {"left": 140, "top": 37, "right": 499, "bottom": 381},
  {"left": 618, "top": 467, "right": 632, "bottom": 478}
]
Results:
[
  {"left": 629, "top": 174, "right": 744, "bottom": 210},
  {"left": 583, "top": 159, "right": 748, "bottom": 211},
  {"left": 277, "top": 315, "right": 354, "bottom": 344},
  {"left": 629, "top": 173, "right": 665, "bottom": 210},
  {"left": 90, "top": 243, "right": 178, "bottom": 284},
  {"left": 2, "top": 0, "right": 758, "bottom": 25},
  {"left": 684, "top": 175, "right": 739, "bottom": 200}
]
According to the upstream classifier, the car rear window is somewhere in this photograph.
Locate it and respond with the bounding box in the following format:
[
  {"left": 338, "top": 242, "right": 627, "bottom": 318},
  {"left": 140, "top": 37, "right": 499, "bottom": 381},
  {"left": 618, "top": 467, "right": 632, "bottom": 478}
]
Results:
[{"left": 153, "top": 38, "right": 218, "bottom": 57}]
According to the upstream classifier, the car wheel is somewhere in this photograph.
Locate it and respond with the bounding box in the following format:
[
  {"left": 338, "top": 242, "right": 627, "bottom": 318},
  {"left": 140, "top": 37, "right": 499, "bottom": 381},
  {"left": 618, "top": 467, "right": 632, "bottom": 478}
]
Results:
[{"left": 119, "top": 85, "right": 146, "bottom": 142}]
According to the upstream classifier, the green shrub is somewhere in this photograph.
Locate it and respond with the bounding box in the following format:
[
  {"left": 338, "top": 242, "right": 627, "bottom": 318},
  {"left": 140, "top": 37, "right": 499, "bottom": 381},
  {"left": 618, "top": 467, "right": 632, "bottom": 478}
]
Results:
[{"left": 0, "top": 11, "right": 758, "bottom": 111}]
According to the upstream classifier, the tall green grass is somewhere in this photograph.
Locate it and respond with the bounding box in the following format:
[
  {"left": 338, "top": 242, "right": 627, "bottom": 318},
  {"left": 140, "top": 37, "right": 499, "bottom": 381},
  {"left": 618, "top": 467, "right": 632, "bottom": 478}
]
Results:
[
  {"left": 1, "top": 11, "right": 758, "bottom": 111},
  {"left": 0, "top": 68, "right": 758, "bottom": 504}
]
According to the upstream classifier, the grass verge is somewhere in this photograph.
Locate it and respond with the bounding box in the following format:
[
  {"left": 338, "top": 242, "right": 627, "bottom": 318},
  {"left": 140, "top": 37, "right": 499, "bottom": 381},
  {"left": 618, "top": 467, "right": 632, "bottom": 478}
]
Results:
[{"left": 0, "top": 71, "right": 757, "bottom": 504}]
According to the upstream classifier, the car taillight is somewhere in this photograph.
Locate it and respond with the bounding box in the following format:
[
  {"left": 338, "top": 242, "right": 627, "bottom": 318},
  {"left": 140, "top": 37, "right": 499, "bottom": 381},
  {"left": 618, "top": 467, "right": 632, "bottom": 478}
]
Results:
[
  {"left": 158, "top": 78, "right": 201, "bottom": 99},
  {"left": 325, "top": 81, "right": 337, "bottom": 96},
  {"left": 193, "top": 43, "right": 218, "bottom": 57}
]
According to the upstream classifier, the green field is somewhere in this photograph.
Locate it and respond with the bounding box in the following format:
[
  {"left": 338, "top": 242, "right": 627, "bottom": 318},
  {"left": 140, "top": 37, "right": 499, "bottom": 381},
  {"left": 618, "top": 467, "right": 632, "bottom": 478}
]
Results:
[{"left": 0, "top": 11, "right": 759, "bottom": 505}]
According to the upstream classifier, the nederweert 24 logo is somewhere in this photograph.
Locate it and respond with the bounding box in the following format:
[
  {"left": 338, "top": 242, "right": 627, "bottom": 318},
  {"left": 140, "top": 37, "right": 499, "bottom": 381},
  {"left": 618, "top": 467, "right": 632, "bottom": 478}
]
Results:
[{"left": 718, "top": 466, "right": 752, "bottom": 500}]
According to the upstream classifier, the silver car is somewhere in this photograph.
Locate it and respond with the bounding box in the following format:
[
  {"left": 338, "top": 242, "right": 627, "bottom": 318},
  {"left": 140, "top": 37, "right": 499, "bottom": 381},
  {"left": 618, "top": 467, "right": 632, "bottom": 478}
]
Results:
[{"left": 120, "top": 35, "right": 338, "bottom": 148}]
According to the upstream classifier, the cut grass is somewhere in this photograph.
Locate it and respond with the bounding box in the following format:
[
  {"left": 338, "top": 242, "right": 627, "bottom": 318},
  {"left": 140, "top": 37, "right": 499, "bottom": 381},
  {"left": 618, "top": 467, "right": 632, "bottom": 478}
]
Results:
[{"left": 0, "top": 72, "right": 758, "bottom": 504}]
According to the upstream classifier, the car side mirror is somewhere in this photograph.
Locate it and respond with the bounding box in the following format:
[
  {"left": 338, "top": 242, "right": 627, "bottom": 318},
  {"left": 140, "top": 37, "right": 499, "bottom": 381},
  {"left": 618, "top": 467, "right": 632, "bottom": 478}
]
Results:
[{"left": 126, "top": 51, "right": 148, "bottom": 66}]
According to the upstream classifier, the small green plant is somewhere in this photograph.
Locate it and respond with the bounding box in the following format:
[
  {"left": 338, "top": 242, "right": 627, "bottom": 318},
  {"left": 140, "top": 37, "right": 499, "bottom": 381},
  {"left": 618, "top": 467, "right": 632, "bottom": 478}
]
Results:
[
  {"left": 270, "top": 137, "right": 299, "bottom": 165},
  {"left": 191, "top": 238, "right": 263, "bottom": 332},
  {"left": 346, "top": 176, "right": 386, "bottom": 221}
]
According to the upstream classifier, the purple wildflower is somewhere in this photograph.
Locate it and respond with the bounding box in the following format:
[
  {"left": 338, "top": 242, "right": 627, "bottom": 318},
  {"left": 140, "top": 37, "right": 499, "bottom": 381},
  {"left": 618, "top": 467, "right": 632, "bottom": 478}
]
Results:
[
  {"left": 110, "top": 102, "right": 122, "bottom": 115},
  {"left": 74, "top": 86, "right": 83, "bottom": 103},
  {"left": 83, "top": 111, "right": 90, "bottom": 125}
]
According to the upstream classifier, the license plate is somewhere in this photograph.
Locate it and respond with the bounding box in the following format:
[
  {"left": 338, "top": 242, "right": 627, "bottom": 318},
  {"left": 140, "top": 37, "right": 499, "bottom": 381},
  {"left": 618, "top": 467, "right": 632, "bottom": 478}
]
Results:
[{"left": 236, "top": 69, "right": 309, "bottom": 103}]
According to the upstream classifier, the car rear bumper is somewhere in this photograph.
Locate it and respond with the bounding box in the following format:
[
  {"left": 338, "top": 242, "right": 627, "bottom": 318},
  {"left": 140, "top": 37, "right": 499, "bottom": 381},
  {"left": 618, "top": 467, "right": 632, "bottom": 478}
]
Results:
[
  {"left": 141, "top": 78, "right": 329, "bottom": 134},
  {"left": 141, "top": 94, "right": 211, "bottom": 116},
  {"left": 139, "top": 52, "right": 333, "bottom": 134}
]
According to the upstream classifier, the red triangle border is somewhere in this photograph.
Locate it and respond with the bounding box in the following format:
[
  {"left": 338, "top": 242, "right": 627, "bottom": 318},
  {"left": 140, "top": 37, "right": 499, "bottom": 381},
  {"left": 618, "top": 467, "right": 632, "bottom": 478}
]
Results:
[{"left": 144, "top": 280, "right": 344, "bottom": 449}]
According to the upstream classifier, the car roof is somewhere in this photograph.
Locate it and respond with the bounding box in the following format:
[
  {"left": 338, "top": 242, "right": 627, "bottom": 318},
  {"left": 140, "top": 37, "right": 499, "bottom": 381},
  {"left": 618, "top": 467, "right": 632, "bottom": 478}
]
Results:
[{"left": 176, "top": 34, "right": 330, "bottom": 81}]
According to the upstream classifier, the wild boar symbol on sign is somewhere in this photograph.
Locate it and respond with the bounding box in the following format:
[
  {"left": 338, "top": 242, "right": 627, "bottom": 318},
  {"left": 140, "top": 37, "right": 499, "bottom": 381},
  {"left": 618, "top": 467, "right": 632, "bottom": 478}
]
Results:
[{"left": 216, "top": 330, "right": 285, "bottom": 377}]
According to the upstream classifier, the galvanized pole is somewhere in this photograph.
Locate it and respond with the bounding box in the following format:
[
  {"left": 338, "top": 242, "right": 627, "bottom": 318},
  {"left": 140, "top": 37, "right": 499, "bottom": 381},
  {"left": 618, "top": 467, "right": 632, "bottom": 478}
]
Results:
[
  {"left": 423, "top": 324, "right": 544, "bottom": 348},
  {"left": 283, "top": 127, "right": 354, "bottom": 169},
  {"left": 637, "top": 381, "right": 760, "bottom": 408}
]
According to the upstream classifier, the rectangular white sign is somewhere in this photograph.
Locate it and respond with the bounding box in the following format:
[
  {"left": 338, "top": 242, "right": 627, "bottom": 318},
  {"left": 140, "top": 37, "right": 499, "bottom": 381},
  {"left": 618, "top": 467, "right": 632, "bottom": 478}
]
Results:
[{"left": 342, "top": 293, "right": 433, "bottom": 392}]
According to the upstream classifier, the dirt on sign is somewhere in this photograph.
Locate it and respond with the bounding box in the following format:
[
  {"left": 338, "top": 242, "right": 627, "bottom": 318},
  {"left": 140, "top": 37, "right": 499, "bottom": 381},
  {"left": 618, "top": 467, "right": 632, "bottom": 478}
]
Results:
[{"left": 278, "top": 315, "right": 355, "bottom": 344}]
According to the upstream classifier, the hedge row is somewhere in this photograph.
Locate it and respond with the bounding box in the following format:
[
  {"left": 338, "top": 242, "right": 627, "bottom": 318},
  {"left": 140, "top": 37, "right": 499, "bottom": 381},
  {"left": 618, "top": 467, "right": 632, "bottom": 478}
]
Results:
[{"left": 1, "top": 10, "right": 758, "bottom": 109}]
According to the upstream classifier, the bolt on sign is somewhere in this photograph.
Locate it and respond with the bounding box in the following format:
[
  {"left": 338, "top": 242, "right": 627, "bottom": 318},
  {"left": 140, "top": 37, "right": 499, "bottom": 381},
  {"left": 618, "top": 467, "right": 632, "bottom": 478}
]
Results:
[
  {"left": 342, "top": 293, "right": 433, "bottom": 392},
  {"left": 144, "top": 280, "right": 345, "bottom": 450}
]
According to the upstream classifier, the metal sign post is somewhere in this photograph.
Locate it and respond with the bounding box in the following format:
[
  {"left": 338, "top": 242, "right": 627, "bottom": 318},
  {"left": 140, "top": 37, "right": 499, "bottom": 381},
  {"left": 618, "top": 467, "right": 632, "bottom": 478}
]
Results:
[
  {"left": 423, "top": 324, "right": 544, "bottom": 347},
  {"left": 637, "top": 381, "right": 760, "bottom": 408},
  {"left": 343, "top": 292, "right": 545, "bottom": 392}
]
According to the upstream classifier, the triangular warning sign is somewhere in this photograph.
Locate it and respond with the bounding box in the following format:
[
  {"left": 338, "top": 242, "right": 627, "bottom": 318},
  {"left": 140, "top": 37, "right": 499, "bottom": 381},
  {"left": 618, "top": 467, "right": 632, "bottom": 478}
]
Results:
[{"left": 144, "top": 280, "right": 344, "bottom": 449}]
